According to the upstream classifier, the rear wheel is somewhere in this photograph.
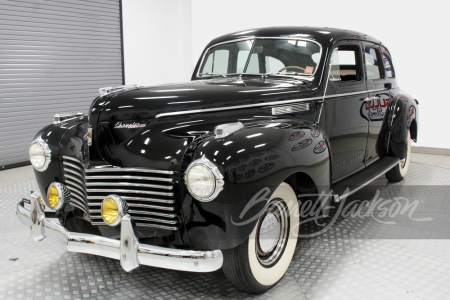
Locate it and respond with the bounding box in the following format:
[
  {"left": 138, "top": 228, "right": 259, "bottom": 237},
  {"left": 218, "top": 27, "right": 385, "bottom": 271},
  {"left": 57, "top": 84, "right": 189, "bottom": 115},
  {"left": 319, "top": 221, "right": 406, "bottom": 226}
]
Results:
[
  {"left": 385, "top": 131, "right": 412, "bottom": 182},
  {"left": 222, "top": 182, "right": 299, "bottom": 293}
]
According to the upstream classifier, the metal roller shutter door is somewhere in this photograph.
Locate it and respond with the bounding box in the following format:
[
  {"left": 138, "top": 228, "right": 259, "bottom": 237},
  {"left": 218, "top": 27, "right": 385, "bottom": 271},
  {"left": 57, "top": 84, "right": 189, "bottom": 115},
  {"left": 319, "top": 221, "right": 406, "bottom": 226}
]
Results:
[{"left": 0, "top": 0, "right": 124, "bottom": 169}]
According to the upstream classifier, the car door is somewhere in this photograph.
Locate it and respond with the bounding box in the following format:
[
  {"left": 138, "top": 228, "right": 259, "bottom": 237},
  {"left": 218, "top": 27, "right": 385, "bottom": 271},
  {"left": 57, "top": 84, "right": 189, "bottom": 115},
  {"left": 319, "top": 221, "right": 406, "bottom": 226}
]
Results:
[
  {"left": 321, "top": 41, "right": 369, "bottom": 183},
  {"left": 362, "top": 42, "right": 392, "bottom": 165}
]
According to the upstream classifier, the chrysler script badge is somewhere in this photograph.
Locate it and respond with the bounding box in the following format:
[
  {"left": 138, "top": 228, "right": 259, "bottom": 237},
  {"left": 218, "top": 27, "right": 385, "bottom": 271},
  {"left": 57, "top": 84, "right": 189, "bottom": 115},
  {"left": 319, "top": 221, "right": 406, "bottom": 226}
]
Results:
[{"left": 114, "top": 122, "right": 146, "bottom": 129}]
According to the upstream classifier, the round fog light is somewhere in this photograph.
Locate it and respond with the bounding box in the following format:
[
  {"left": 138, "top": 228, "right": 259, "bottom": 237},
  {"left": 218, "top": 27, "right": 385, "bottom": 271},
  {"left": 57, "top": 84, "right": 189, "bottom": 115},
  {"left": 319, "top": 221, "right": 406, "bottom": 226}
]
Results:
[
  {"left": 101, "top": 195, "right": 125, "bottom": 226},
  {"left": 46, "top": 182, "right": 67, "bottom": 210}
]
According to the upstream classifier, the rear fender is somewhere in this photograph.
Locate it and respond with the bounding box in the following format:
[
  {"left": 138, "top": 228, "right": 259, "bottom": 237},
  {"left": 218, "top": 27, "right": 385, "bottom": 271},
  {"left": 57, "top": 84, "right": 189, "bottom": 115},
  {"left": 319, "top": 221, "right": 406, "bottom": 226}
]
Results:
[{"left": 377, "top": 92, "right": 418, "bottom": 159}]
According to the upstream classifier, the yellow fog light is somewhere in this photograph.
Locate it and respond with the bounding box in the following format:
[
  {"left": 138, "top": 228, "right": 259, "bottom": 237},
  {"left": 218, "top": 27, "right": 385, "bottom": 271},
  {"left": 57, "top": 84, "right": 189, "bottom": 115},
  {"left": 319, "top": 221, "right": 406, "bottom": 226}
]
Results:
[
  {"left": 38, "top": 197, "right": 43, "bottom": 206},
  {"left": 46, "top": 182, "right": 66, "bottom": 210},
  {"left": 101, "top": 195, "right": 125, "bottom": 226}
]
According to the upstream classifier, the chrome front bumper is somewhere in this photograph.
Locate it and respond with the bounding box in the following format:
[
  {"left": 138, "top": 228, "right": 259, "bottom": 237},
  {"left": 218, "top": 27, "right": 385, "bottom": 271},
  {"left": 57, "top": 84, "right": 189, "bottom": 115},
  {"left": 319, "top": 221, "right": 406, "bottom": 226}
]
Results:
[{"left": 16, "top": 193, "right": 223, "bottom": 273}]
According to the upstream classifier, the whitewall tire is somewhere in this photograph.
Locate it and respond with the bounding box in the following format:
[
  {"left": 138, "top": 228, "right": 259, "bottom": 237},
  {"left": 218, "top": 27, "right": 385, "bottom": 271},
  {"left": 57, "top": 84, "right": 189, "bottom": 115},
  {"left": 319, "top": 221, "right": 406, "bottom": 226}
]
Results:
[
  {"left": 222, "top": 182, "right": 300, "bottom": 293},
  {"left": 386, "top": 131, "right": 412, "bottom": 182}
]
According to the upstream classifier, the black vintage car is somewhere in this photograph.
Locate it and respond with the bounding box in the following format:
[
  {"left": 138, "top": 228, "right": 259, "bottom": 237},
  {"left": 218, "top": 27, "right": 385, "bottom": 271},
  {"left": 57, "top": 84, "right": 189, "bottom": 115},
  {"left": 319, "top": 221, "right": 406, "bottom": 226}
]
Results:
[{"left": 17, "top": 27, "right": 418, "bottom": 293}]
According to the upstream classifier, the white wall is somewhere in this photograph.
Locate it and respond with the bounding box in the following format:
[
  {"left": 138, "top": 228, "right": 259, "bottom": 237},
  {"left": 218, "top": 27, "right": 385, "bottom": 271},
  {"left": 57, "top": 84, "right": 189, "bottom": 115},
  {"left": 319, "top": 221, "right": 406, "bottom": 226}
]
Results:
[
  {"left": 122, "top": 0, "right": 193, "bottom": 86},
  {"left": 191, "top": 0, "right": 447, "bottom": 148}
]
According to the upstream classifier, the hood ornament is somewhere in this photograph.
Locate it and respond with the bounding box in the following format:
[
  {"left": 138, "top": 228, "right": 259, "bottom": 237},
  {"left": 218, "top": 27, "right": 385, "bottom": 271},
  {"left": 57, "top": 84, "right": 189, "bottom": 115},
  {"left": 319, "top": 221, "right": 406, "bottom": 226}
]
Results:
[{"left": 99, "top": 84, "right": 138, "bottom": 97}]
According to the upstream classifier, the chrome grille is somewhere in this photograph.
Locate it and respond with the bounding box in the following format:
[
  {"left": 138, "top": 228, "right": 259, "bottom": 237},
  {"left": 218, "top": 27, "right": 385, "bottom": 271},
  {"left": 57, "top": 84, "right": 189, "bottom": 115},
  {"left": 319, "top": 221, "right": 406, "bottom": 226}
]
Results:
[
  {"left": 63, "top": 156, "right": 89, "bottom": 213},
  {"left": 62, "top": 156, "right": 179, "bottom": 231}
]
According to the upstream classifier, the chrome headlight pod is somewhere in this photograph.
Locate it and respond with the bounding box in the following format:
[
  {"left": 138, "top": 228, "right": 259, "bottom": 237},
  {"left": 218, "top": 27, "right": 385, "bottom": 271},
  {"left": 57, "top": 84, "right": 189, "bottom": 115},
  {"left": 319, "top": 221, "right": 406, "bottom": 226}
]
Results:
[
  {"left": 46, "top": 182, "right": 69, "bottom": 211},
  {"left": 101, "top": 195, "right": 127, "bottom": 227},
  {"left": 29, "top": 136, "right": 51, "bottom": 172},
  {"left": 184, "top": 155, "right": 224, "bottom": 202}
]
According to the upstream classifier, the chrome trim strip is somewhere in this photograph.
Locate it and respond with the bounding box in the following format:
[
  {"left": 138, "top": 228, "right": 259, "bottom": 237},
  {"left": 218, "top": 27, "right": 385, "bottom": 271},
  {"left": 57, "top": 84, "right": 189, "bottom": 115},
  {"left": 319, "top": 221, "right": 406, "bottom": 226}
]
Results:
[
  {"left": 88, "top": 202, "right": 175, "bottom": 211},
  {"left": 85, "top": 175, "right": 173, "bottom": 183},
  {"left": 86, "top": 188, "right": 174, "bottom": 197},
  {"left": 71, "top": 202, "right": 88, "bottom": 213},
  {"left": 324, "top": 88, "right": 388, "bottom": 99},
  {"left": 65, "top": 184, "right": 86, "bottom": 201},
  {"left": 63, "top": 161, "right": 85, "bottom": 173},
  {"left": 87, "top": 195, "right": 175, "bottom": 204},
  {"left": 63, "top": 156, "right": 85, "bottom": 164},
  {"left": 70, "top": 199, "right": 89, "bottom": 212},
  {"left": 85, "top": 182, "right": 173, "bottom": 190},
  {"left": 17, "top": 198, "right": 221, "bottom": 272},
  {"left": 135, "top": 222, "right": 179, "bottom": 231},
  {"left": 64, "top": 168, "right": 85, "bottom": 180},
  {"left": 156, "top": 96, "right": 323, "bottom": 118},
  {"left": 65, "top": 174, "right": 85, "bottom": 187},
  {"left": 196, "top": 36, "right": 323, "bottom": 78},
  {"left": 90, "top": 209, "right": 176, "bottom": 218},
  {"left": 132, "top": 216, "right": 178, "bottom": 225},
  {"left": 337, "top": 159, "right": 399, "bottom": 201},
  {"left": 65, "top": 180, "right": 87, "bottom": 197},
  {"left": 91, "top": 221, "right": 179, "bottom": 231},
  {"left": 85, "top": 168, "right": 174, "bottom": 175}
]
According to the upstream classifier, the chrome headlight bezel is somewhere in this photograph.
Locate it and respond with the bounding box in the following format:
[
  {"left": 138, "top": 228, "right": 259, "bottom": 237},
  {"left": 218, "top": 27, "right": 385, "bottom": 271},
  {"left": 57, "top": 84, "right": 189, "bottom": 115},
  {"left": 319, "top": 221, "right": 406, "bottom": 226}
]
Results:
[
  {"left": 101, "top": 194, "right": 126, "bottom": 227},
  {"left": 46, "top": 182, "right": 69, "bottom": 211},
  {"left": 29, "top": 136, "right": 51, "bottom": 172},
  {"left": 184, "top": 155, "right": 224, "bottom": 202}
]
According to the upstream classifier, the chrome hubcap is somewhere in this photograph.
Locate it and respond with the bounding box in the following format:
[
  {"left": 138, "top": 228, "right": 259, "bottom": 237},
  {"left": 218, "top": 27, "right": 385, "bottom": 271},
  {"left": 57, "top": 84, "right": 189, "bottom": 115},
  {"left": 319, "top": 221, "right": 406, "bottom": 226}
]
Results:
[
  {"left": 256, "top": 199, "right": 289, "bottom": 266},
  {"left": 400, "top": 157, "right": 407, "bottom": 168}
]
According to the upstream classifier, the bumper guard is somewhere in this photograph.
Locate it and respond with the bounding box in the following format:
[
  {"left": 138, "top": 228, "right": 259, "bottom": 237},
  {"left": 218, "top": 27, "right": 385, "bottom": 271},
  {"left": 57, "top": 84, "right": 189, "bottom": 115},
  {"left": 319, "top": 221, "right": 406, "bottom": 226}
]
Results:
[{"left": 16, "top": 193, "right": 223, "bottom": 273}]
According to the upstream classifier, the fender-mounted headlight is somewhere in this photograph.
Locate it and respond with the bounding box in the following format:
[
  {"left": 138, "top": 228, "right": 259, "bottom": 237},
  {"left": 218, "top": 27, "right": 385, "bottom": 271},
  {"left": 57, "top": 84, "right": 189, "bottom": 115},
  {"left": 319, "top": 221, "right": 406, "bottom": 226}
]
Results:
[
  {"left": 184, "top": 155, "right": 224, "bottom": 202},
  {"left": 29, "top": 136, "right": 51, "bottom": 172}
]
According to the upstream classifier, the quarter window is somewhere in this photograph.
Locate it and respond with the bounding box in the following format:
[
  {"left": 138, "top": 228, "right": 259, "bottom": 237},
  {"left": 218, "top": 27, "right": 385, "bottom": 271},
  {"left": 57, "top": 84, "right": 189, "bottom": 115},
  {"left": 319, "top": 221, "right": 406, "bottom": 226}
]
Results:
[
  {"left": 329, "top": 45, "right": 361, "bottom": 81},
  {"left": 365, "top": 48, "right": 382, "bottom": 80}
]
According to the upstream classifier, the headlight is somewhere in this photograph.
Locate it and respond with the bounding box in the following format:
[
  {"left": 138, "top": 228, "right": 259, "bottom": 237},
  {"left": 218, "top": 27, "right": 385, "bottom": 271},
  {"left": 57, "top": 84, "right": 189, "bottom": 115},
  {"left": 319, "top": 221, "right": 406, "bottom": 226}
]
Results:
[
  {"left": 185, "top": 155, "right": 224, "bottom": 202},
  {"left": 46, "top": 182, "right": 68, "bottom": 210},
  {"left": 101, "top": 195, "right": 126, "bottom": 226},
  {"left": 29, "top": 136, "right": 51, "bottom": 171}
]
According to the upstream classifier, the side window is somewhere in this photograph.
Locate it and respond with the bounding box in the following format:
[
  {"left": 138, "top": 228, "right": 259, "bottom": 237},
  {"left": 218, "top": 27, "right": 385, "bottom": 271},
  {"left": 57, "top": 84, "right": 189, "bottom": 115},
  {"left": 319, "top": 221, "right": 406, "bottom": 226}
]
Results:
[
  {"left": 382, "top": 53, "right": 394, "bottom": 78},
  {"left": 329, "top": 45, "right": 361, "bottom": 82},
  {"left": 201, "top": 50, "right": 229, "bottom": 75},
  {"left": 364, "top": 48, "right": 382, "bottom": 80},
  {"left": 236, "top": 50, "right": 249, "bottom": 73},
  {"left": 265, "top": 56, "right": 285, "bottom": 73},
  {"left": 246, "top": 53, "right": 260, "bottom": 73}
]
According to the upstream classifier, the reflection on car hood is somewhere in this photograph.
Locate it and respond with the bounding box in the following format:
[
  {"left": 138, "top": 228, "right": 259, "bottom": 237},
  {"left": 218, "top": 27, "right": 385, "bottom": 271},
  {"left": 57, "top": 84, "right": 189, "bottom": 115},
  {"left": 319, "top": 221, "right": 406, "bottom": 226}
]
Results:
[{"left": 96, "top": 78, "right": 314, "bottom": 122}]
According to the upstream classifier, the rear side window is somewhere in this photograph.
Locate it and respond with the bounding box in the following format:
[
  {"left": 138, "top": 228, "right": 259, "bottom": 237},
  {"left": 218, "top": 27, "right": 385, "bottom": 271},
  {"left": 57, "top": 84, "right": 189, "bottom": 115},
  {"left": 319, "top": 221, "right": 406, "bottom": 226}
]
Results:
[
  {"left": 329, "top": 45, "right": 361, "bottom": 82},
  {"left": 365, "top": 48, "right": 382, "bottom": 80},
  {"left": 382, "top": 53, "right": 394, "bottom": 78}
]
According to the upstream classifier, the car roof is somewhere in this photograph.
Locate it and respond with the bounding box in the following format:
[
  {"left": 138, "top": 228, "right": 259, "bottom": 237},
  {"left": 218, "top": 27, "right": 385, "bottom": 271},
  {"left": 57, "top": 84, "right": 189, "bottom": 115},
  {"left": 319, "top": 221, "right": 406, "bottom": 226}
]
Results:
[{"left": 206, "top": 26, "right": 383, "bottom": 50}]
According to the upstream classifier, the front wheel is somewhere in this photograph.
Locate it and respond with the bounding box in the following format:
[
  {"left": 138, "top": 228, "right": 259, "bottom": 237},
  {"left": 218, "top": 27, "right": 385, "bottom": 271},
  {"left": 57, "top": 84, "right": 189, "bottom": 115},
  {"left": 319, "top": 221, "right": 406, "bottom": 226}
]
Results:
[
  {"left": 385, "top": 131, "right": 412, "bottom": 182},
  {"left": 222, "top": 182, "right": 300, "bottom": 293}
]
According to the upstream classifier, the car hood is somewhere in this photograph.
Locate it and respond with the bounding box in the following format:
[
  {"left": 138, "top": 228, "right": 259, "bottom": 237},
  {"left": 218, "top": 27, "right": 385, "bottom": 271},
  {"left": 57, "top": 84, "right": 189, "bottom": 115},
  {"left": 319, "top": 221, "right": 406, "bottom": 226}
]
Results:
[
  {"left": 96, "top": 77, "right": 314, "bottom": 122},
  {"left": 89, "top": 77, "right": 317, "bottom": 168}
]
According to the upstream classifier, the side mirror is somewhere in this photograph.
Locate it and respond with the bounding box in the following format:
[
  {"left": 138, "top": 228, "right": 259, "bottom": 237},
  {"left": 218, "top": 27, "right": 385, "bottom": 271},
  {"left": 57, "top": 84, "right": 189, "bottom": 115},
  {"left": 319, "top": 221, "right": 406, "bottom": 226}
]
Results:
[{"left": 384, "top": 83, "right": 392, "bottom": 89}]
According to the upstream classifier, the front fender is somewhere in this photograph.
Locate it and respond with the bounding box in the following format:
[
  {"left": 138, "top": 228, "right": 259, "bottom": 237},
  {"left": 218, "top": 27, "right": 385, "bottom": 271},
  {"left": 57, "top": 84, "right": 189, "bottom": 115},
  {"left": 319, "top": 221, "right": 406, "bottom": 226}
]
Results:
[
  {"left": 32, "top": 117, "right": 88, "bottom": 199},
  {"left": 184, "top": 120, "right": 331, "bottom": 250}
]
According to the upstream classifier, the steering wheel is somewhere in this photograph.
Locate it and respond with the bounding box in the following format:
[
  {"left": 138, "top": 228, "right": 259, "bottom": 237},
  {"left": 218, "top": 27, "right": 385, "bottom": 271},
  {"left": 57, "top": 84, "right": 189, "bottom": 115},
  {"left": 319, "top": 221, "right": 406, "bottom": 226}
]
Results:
[{"left": 278, "top": 66, "right": 305, "bottom": 73}]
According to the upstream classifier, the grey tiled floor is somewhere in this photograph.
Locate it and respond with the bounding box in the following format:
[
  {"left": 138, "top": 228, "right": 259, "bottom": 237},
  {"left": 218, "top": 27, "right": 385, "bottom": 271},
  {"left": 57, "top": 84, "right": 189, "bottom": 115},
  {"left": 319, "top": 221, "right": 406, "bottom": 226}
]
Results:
[{"left": 1, "top": 160, "right": 450, "bottom": 299}]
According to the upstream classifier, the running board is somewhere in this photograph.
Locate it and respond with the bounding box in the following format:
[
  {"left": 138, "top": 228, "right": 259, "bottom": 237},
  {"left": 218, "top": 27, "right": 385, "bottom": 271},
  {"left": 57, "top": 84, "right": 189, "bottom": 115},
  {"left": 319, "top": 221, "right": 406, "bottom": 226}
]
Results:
[{"left": 331, "top": 156, "right": 399, "bottom": 202}]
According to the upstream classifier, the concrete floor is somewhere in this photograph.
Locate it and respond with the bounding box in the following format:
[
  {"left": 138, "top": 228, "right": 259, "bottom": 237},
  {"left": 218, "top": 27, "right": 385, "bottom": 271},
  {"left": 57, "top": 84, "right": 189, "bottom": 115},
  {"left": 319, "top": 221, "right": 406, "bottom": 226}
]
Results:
[{"left": 1, "top": 154, "right": 450, "bottom": 299}]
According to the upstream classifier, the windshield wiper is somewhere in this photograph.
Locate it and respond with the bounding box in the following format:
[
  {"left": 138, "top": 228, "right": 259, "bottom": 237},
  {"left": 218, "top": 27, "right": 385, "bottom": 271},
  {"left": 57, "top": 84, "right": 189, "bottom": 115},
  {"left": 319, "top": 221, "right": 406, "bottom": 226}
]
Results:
[
  {"left": 198, "top": 73, "right": 227, "bottom": 78},
  {"left": 259, "top": 72, "right": 312, "bottom": 85}
]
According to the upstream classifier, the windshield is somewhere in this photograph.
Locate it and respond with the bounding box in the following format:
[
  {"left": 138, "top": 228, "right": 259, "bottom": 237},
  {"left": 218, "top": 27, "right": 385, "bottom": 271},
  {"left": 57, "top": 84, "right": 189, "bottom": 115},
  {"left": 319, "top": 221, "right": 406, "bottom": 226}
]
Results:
[{"left": 198, "top": 39, "right": 322, "bottom": 77}]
